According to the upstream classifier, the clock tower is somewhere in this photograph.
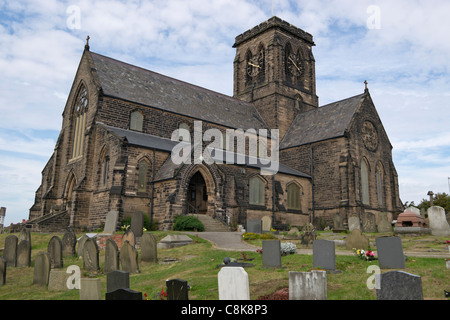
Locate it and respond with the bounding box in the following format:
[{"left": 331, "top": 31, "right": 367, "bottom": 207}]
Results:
[{"left": 233, "top": 17, "right": 319, "bottom": 138}]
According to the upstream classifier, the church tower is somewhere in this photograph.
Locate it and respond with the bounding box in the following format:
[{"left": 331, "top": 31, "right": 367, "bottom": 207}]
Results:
[{"left": 233, "top": 17, "right": 318, "bottom": 138}]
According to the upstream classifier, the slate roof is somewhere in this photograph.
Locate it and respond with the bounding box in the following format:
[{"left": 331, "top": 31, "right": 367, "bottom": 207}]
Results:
[
  {"left": 89, "top": 52, "right": 268, "bottom": 130},
  {"left": 280, "top": 93, "right": 366, "bottom": 150},
  {"left": 101, "top": 124, "right": 310, "bottom": 179}
]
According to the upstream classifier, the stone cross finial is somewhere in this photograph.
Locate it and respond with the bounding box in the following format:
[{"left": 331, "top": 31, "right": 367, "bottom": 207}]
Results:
[
  {"left": 364, "top": 80, "right": 368, "bottom": 91},
  {"left": 85, "top": 35, "right": 90, "bottom": 50}
]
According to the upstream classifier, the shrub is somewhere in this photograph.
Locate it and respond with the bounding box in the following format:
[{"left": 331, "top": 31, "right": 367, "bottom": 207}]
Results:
[
  {"left": 172, "top": 215, "right": 205, "bottom": 232},
  {"left": 280, "top": 242, "right": 297, "bottom": 256}
]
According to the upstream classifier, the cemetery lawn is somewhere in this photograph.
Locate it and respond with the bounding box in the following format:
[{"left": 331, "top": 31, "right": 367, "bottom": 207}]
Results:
[{"left": 0, "top": 232, "right": 448, "bottom": 300}]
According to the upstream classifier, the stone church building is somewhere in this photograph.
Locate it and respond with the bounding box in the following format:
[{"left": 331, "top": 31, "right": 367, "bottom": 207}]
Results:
[{"left": 27, "top": 17, "right": 403, "bottom": 232}]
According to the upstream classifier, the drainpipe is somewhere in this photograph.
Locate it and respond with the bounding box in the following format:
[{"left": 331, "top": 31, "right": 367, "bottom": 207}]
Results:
[
  {"left": 150, "top": 148, "right": 156, "bottom": 224},
  {"left": 272, "top": 175, "right": 276, "bottom": 228},
  {"left": 309, "top": 143, "right": 315, "bottom": 224}
]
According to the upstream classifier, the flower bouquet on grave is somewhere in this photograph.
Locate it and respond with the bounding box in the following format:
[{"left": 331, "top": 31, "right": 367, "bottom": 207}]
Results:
[{"left": 353, "top": 248, "right": 376, "bottom": 261}]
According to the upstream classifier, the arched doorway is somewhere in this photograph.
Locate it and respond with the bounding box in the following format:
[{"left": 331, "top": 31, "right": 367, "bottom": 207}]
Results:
[{"left": 187, "top": 171, "right": 208, "bottom": 214}]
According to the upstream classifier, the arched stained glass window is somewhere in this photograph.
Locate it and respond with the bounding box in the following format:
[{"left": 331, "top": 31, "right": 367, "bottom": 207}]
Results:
[
  {"left": 72, "top": 85, "right": 88, "bottom": 159},
  {"left": 249, "top": 176, "right": 265, "bottom": 206},
  {"left": 361, "top": 159, "right": 370, "bottom": 205},
  {"left": 287, "top": 183, "right": 301, "bottom": 210},
  {"left": 376, "top": 163, "right": 384, "bottom": 206},
  {"left": 130, "top": 111, "right": 143, "bottom": 132}
]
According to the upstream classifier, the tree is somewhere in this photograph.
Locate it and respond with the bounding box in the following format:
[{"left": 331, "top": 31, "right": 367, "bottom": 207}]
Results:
[{"left": 416, "top": 192, "right": 450, "bottom": 214}]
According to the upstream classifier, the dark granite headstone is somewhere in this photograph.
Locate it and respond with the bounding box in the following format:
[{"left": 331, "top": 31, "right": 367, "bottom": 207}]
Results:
[
  {"left": 47, "top": 236, "right": 63, "bottom": 268},
  {"left": 376, "top": 271, "right": 423, "bottom": 300},
  {"left": 313, "top": 240, "right": 336, "bottom": 271},
  {"left": 105, "top": 288, "right": 142, "bottom": 300},
  {"left": 247, "top": 219, "right": 262, "bottom": 234},
  {"left": 106, "top": 270, "right": 130, "bottom": 293},
  {"left": 166, "top": 279, "right": 189, "bottom": 300},
  {"left": 0, "top": 258, "right": 6, "bottom": 286},
  {"left": 375, "top": 237, "right": 405, "bottom": 269},
  {"left": 262, "top": 240, "right": 282, "bottom": 268}
]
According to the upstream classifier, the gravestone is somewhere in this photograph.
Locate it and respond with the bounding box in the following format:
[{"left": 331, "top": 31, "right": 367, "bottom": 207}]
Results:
[
  {"left": 333, "top": 213, "right": 344, "bottom": 231},
  {"left": 0, "top": 258, "right": 6, "bottom": 286},
  {"left": 19, "top": 228, "right": 31, "bottom": 245},
  {"left": 77, "top": 234, "right": 89, "bottom": 258},
  {"left": 106, "top": 288, "right": 142, "bottom": 300},
  {"left": 62, "top": 230, "right": 77, "bottom": 257},
  {"left": 362, "top": 212, "right": 377, "bottom": 233},
  {"left": 141, "top": 233, "right": 157, "bottom": 263},
  {"left": 376, "top": 271, "right": 423, "bottom": 300},
  {"left": 345, "top": 229, "right": 369, "bottom": 250},
  {"left": 262, "top": 240, "right": 281, "bottom": 268},
  {"left": 48, "top": 270, "right": 70, "bottom": 291},
  {"left": 157, "top": 234, "right": 193, "bottom": 249},
  {"left": 122, "top": 229, "right": 135, "bottom": 247},
  {"left": 348, "top": 216, "right": 361, "bottom": 231},
  {"left": 104, "top": 238, "right": 120, "bottom": 274},
  {"left": 130, "top": 211, "right": 144, "bottom": 238},
  {"left": 301, "top": 223, "right": 316, "bottom": 246},
  {"left": 247, "top": 219, "right": 262, "bottom": 234},
  {"left": 48, "top": 236, "right": 63, "bottom": 268},
  {"left": 107, "top": 270, "right": 130, "bottom": 293},
  {"left": 17, "top": 240, "right": 31, "bottom": 267},
  {"left": 83, "top": 238, "right": 100, "bottom": 272},
  {"left": 377, "top": 212, "right": 392, "bottom": 233},
  {"left": 289, "top": 270, "right": 327, "bottom": 300},
  {"left": 103, "top": 210, "right": 119, "bottom": 234},
  {"left": 33, "top": 252, "right": 50, "bottom": 286},
  {"left": 375, "top": 237, "right": 405, "bottom": 269},
  {"left": 427, "top": 206, "right": 450, "bottom": 236},
  {"left": 80, "top": 278, "right": 101, "bottom": 300},
  {"left": 120, "top": 240, "right": 140, "bottom": 274},
  {"left": 218, "top": 267, "right": 250, "bottom": 300},
  {"left": 313, "top": 240, "right": 337, "bottom": 272},
  {"left": 261, "top": 216, "right": 272, "bottom": 232},
  {"left": 166, "top": 279, "right": 189, "bottom": 300},
  {"left": 4, "top": 235, "right": 18, "bottom": 267}
]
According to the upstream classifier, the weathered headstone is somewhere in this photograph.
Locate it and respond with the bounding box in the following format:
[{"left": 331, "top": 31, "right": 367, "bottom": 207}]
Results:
[
  {"left": 122, "top": 229, "right": 135, "bottom": 247},
  {"left": 289, "top": 270, "right": 327, "bottom": 300},
  {"left": 80, "top": 278, "right": 101, "bottom": 300},
  {"left": 33, "top": 252, "right": 50, "bottom": 286},
  {"left": 262, "top": 240, "right": 281, "bottom": 268},
  {"left": 17, "top": 240, "right": 31, "bottom": 267},
  {"left": 106, "top": 288, "right": 142, "bottom": 300},
  {"left": 333, "top": 213, "right": 344, "bottom": 231},
  {"left": 48, "top": 236, "right": 63, "bottom": 268},
  {"left": 130, "top": 211, "right": 144, "bottom": 238},
  {"left": 376, "top": 271, "right": 423, "bottom": 300},
  {"left": 261, "top": 216, "right": 272, "bottom": 232},
  {"left": 4, "top": 235, "right": 18, "bottom": 267},
  {"left": 83, "top": 238, "right": 100, "bottom": 272},
  {"left": 62, "top": 230, "right": 77, "bottom": 257},
  {"left": 103, "top": 210, "right": 119, "bottom": 234},
  {"left": 362, "top": 212, "right": 377, "bottom": 233},
  {"left": 157, "top": 234, "right": 193, "bottom": 249},
  {"left": 247, "top": 219, "right": 262, "bottom": 234},
  {"left": 104, "top": 238, "right": 120, "bottom": 274},
  {"left": 120, "top": 240, "right": 140, "bottom": 274},
  {"left": 48, "top": 270, "right": 70, "bottom": 291},
  {"left": 348, "top": 216, "right": 361, "bottom": 231},
  {"left": 313, "top": 240, "right": 336, "bottom": 272},
  {"left": 218, "top": 267, "right": 250, "bottom": 300},
  {"left": 107, "top": 270, "right": 130, "bottom": 293},
  {"left": 19, "top": 228, "right": 31, "bottom": 245},
  {"left": 166, "top": 279, "right": 189, "bottom": 300},
  {"left": 377, "top": 212, "right": 392, "bottom": 233},
  {"left": 345, "top": 229, "right": 369, "bottom": 250},
  {"left": 301, "top": 223, "right": 316, "bottom": 246},
  {"left": 77, "top": 234, "right": 89, "bottom": 258},
  {"left": 141, "top": 233, "right": 157, "bottom": 263},
  {"left": 427, "top": 206, "right": 450, "bottom": 236},
  {"left": 375, "top": 236, "right": 405, "bottom": 269},
  {"left": 0, "top": 258, "right": 6, "bottom": 286}
]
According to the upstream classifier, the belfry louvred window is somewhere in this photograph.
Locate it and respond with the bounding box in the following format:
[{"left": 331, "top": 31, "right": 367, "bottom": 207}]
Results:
[{"left": 72, "top": 85, "right": 88, "bottom": 159}]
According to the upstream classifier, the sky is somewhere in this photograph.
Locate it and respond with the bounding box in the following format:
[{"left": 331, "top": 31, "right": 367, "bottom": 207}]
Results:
[{"left": 0, "top": 0, "right": 449, "bottom": 226}]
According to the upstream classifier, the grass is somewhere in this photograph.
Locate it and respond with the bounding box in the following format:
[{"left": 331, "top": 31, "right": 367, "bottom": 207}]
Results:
[{"left": 0, "top": 231, "right": 449, "bottom": 300}]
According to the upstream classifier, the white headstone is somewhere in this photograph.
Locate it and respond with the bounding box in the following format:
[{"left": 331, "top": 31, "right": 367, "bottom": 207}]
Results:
[
  {"left": 218, "top": 267, "right": 250, "bottom": 300},
  {"left": 427, "top": 206, "right": 450, "bottom": 236},
  {"left": 289, "top": 271, "right": 327, "bottom": 300}
]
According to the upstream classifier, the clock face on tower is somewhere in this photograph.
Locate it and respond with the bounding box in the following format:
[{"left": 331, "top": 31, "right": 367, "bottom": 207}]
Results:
[
  {"left": 287, "top": 53, "right": 302, "bottom": 76},
  {"left": 246, "top": 53, "right": 263, "bottom": 77},
  {"left": 361, "top": 120, "right": 378, "bottom": 151}
]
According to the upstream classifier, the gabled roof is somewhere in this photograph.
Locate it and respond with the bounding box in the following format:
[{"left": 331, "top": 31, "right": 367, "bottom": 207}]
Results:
[
  {"left": 280, "top": 93, "right": 367, "bottom": 149},
  {"left": 89, "top": 51, "right": 268, "bottom": 131}
]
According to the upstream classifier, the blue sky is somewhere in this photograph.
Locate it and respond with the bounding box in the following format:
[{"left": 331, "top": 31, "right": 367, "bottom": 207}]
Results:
[{"left": 0, "top": 0, "right": 449, "bottom": 226}]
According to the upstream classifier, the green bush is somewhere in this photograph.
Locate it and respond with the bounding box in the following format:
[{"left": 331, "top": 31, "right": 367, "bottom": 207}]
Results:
[
  {"left": 120, "top": 214, "right": 159, "bottom": 231},
  {"left": 172, "top": 215, "right": 205, "bottom": 232}
]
